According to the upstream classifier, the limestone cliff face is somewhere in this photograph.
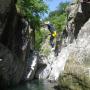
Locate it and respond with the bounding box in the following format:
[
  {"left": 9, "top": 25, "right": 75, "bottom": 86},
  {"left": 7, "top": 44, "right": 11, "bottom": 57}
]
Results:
[
  {"left": 58, "top": 1, "right": 90, "bottom": 90},
  {"left": 59, "top": 18, "right": 90, "bottom": 90},
  {"left": 0, "top": 0, "right": 32, "bottom": 87}
]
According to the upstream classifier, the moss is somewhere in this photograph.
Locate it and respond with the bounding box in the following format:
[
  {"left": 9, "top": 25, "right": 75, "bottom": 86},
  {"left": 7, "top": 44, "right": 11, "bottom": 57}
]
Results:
[
  {"left": 58, "top": 72, "right": 90, "bottom": 90},
  {"left": 35, "top": 28, "right": 50, "bottom": 51},
  {"left": 58, "top": 55, "right": 90, "bottom": 90}
]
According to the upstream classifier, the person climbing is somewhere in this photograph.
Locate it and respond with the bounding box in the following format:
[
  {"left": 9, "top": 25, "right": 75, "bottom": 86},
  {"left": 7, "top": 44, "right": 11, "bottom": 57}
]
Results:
[
  {"left": 55, "top": 33, "right": 62, "bottom": 56},
  {"left": 44, "top": 21, "right": 57, "bottom": 48}
]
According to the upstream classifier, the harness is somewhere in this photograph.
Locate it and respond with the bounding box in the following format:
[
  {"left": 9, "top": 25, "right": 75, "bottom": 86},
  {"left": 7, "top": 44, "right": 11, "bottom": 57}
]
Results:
[{"left": 47, "top": 24, "right": 57, "bottom": 37}]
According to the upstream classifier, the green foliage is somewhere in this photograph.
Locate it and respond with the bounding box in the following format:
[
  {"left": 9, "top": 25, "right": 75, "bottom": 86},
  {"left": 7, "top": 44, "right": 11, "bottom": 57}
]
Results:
[
  {"left": 57, "top": 2, "right": 69, "bottom": 14},
  {"left": 35, "top": 28, "right": 55, "bottom": 56},
  {"left": 35, "top": 28, "right": 49, "bottom": 50},
  {"left": 17, "top": 0, "right": 48, "bottom": 17},
  {"left": 35, "top": 2, "right": 69, "bottom": 51},
  {"left": 16, "top": 0, "right": 48, "bottom": 50},
  {"left": 44, "top": 2, "right": 69, "bottom": 33},
  {"left": 50, "top": 13, "right": 67, "bottom": 33},
  {"left": 16, "top": 0, "right": 48, "bottom": 30},
  {"left": 58, "top": 73, "right": 90, "bottom": 90},
  {"left": 35, "top": 30, "right": 42, "bottom": 50},
  {"left": 40, "top": 45, "right": 51, "bottom": 56}
]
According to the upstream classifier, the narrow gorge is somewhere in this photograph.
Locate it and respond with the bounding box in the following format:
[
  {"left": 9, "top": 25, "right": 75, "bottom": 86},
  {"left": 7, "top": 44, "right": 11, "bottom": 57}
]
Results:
[{"left": 0, "top": 0, "right": 90, "bottom": 90}]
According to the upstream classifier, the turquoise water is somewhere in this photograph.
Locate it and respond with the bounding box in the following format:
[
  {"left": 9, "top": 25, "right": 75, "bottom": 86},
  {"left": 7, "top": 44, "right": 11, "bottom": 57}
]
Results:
[{"left": 8, "top": 80, "right": 57, "bottom": 90}]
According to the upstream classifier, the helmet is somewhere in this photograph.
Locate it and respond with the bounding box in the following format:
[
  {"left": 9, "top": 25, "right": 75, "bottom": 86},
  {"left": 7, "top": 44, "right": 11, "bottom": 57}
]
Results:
[{"left": 44, "top": 21, "right": 50, "bottom": 25}]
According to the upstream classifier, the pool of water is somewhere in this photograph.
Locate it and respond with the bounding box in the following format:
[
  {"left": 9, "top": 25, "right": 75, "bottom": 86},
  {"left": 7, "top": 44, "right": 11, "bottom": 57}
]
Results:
[{"left": 8, "top": 80, "right": 57, "bottom": 90}]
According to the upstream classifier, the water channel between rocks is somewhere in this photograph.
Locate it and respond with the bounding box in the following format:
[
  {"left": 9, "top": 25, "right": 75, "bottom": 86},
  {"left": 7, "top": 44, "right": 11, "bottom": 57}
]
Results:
[{"left": 7, "top": 79, "right": 58, "bottom": 90}]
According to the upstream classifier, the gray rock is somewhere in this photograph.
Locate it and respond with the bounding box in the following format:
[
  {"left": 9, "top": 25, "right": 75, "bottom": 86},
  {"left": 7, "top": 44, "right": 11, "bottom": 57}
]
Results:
[
  {"left": 58, "top": 19, "right": 90, "bottom": 90},
  {"left": 0, "top": 43, "right": 24, "bottom": 86},
  {"left": 0, "top": 0, "right": 33, "bottom": 87},
  {"left": 24, "top": 52, "right": 38, "bottom": 80}
]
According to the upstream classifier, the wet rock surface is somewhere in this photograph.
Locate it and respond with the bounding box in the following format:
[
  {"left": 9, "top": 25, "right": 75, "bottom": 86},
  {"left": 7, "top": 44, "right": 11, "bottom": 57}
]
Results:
[{"left": 0, "top": 0, "right": 33, "bottom": 87}]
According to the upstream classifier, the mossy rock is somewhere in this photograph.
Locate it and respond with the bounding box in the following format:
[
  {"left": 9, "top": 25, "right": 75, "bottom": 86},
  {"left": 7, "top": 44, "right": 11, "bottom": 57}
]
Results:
[{"left": 58, "top": 55, "right": 90, "bottom": 90}]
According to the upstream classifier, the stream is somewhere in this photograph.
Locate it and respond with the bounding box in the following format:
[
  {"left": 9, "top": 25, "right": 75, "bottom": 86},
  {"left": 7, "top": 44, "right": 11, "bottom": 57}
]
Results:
[{"left": 7, "top": 79, "right": 58, "bottom": 90}]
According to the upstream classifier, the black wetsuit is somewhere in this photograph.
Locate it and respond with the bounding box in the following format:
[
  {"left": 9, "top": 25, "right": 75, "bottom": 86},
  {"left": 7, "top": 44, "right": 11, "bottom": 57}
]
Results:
[{"left": 47, "top": 24, "right": 55, "bottom": 33}]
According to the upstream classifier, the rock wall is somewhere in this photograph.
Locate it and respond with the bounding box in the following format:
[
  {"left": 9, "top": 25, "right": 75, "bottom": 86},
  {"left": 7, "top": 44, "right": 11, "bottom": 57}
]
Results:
[
  {"left": 0, "top": 0, "right": 33, "bottom": 87},
  {"left": 58, "top": 1, "right": 90, "bottom": 90},
  {"left": 58, "top": 19, "right": 90, "bottom": 90}
]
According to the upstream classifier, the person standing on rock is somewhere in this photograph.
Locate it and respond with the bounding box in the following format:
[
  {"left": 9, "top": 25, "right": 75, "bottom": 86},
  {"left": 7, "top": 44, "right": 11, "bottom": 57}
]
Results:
[{"left": 44, "top": 21, "right": 57, "bottom": 48}]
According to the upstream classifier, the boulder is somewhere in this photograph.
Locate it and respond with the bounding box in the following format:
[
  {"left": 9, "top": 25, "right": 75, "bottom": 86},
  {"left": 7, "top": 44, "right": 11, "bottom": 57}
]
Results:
[
  {"left": 58, "top": 19, "right": 90, "bottom": 90},
  {"left": 0, "top": 0, "right": 32, "bottom": 87},
  {"left": 23, "top": 51, "right": 38, "bottom": 81},
  {"left": 0, "top": 43, "right": 24, "bottom": 87}
]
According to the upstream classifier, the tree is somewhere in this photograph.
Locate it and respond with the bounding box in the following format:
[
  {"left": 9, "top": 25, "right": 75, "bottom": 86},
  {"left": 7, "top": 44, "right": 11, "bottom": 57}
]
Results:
[
  {"left": 44, "top": 2, "right": 69, "bottom": 33},
  {"left": 57, "top": 2, "right": 69, "bottom": 14},
  {"left": 16, "top": 0, "right": 48, "bottom": 49},
  {"left": 16, "top": 0, "right": 48, "bottom": 31}
]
